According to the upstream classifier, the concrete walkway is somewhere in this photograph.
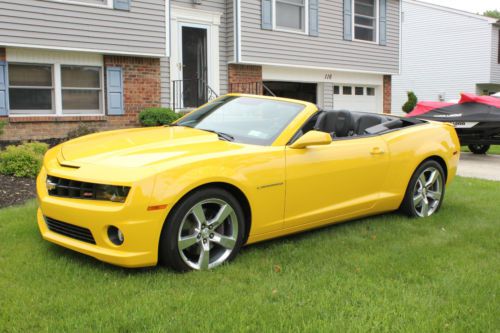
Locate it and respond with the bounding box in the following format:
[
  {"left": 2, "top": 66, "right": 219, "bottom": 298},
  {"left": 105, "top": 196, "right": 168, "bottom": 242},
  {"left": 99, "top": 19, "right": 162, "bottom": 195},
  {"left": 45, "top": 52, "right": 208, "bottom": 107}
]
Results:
[{"left": 457, "top": 152, "right": 500, "bottom": 181}]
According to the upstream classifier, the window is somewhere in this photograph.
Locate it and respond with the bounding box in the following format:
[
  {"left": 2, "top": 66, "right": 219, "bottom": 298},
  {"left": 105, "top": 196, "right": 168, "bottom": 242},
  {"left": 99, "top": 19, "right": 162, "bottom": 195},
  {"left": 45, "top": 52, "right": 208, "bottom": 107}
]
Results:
[
  {"left": 8, "top": 63, "right": 103, "bottom": 116},
  {"left": 334, "top": 85, "right": 340, "bottom": 94},
  {"left": 275, "top": 0, "right": 307, "bottom": 32},
  {"left": 47, "top": 0, "right": 113, "bottom": 8},
  {"left": 9, "top": 64, "right": 54, "bottom": 114},
  {"left": 343, "top": 86, "right": 352, "bottom": 95},
  {"left": 355, "top": 87, "right": 364, "bottom": 95},
  {"left": 353, "top": 0, "right": 377, "bottom": 42},
  {"left": 367, "top": 87, "right": 375, "bottom": 96},
  {"left": 61, "top": 66, "right": 102, "bottom": 114}
]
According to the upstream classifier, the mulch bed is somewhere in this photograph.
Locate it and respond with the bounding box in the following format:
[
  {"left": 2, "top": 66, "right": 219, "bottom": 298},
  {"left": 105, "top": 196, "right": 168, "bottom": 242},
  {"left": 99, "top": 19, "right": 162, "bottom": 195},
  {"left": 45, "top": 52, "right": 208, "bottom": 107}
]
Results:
[{"left": 0, "top": 174, "right": 37, "bottom": 209}]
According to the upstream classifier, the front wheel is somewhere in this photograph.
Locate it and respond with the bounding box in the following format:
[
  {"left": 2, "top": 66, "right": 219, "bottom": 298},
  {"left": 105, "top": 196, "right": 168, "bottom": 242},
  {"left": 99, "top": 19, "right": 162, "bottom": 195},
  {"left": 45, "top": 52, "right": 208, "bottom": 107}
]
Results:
[
  {"left": 159, "top": 188, "right": 246, "bottom": 272},
  {"left": 400, "top": 160, "right": 445, "bottom": 218},
  {"left": 468, "top": 144, "right": 490, "bottom": 154}
]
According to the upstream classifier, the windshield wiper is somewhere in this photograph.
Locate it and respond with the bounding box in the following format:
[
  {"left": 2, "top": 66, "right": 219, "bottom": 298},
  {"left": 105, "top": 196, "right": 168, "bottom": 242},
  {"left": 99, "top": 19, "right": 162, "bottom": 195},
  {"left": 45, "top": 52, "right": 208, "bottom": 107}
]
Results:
[{"left": 198, "top": 128, "right": 235, "bottom": 142}]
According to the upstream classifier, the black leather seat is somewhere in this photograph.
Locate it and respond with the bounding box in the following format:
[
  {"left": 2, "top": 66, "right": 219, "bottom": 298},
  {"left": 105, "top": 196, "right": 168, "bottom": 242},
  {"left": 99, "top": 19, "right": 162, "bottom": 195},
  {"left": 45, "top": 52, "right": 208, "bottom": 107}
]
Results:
[
  {"left": 315, "top": 110, "right": 354, "bottom": 137},
  {"left": 355, "top": 115, "right": 383, "bottom": 135}
]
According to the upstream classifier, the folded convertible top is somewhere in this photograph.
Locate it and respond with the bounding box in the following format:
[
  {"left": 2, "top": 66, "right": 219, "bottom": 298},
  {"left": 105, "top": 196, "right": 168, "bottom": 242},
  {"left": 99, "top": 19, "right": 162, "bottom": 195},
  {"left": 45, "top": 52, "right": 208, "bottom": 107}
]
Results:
[{"left": 407, "top": 93, "right": 500, "bottom": 122}]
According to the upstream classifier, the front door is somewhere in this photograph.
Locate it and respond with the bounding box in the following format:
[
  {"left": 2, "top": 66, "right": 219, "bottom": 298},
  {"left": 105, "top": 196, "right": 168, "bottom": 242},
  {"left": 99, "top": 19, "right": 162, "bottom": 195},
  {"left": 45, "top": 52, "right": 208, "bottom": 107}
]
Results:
[
  {"left": 181, "top": 26, "right": 208, "bottom": 108},
  {"left": 284, "top": 137, "right": 390, "bottom": 228}
]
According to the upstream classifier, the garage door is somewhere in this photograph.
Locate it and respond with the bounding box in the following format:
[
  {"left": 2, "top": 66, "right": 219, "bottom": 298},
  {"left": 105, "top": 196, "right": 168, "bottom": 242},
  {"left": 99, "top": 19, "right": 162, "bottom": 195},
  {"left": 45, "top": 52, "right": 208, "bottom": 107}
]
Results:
[{"left": 333, "top": 85, "right": 378, "bottom": 113}]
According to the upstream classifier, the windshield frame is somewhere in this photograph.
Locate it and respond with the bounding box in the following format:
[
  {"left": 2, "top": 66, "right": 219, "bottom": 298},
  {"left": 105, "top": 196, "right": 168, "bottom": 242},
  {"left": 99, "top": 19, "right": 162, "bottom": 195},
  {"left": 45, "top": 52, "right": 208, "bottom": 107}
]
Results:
[{"left": 175, "top": 94, "right": 315, "bottom": 146}]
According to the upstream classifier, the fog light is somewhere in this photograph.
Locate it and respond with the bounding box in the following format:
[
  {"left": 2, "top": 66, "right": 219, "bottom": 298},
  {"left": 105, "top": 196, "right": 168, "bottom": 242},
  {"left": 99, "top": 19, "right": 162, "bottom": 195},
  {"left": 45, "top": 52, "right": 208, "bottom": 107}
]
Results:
[{"left": 108, "top": 226, "right": 124, "bottom": 246}]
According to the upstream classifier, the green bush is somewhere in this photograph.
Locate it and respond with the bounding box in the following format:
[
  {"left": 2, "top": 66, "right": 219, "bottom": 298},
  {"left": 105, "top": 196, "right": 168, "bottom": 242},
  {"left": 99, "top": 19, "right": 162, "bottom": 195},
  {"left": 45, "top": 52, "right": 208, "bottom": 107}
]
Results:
[
  {"left": 402, "top": 91, "right": 418, "bottom": 113},
  {"left": 0, "top": 142, "right": 48, "bottom": 178},
  {"left": 0, "top": 120, "right": 6, "bottom": 136},
  {"left": 139, "top": 108, "right": 181, "bottom": 127},
  {"left": 67, "top": 123, "right": 97, "bottom": 140}
]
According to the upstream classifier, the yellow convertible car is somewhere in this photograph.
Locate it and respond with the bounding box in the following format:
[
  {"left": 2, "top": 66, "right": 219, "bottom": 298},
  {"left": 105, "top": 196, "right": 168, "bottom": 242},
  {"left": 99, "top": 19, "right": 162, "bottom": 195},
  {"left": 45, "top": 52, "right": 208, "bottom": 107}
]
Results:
[{"left": 37, "top": 94, "right": 460, "bottom": 271}]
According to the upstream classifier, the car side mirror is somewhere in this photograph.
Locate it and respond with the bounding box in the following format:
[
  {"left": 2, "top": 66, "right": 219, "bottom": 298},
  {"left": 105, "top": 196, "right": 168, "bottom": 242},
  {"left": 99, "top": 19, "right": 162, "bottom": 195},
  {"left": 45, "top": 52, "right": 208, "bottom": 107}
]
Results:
[{"left": 289, "top": 130, "right": 332, "bottom": 149}]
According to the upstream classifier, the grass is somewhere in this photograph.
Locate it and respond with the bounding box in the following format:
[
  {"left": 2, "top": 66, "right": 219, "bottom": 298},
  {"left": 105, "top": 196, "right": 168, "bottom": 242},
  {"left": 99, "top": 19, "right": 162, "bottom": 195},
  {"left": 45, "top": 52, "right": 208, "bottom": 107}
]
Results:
[
  {"left": 461, "top": 145, "right": 500, "bottom": 155},
  {"left": 1, "top": 177, "right": 499, "bottom": 332}
]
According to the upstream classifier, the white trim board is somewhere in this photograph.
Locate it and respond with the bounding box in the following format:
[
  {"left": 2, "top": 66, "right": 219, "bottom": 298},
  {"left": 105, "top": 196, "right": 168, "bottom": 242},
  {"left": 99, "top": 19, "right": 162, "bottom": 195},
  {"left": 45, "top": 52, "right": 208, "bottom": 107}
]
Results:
[
  {"left": 0, "top": 42, "right": 166, "bottom": 58},
  {"left": 237, "top": 61, "right": 397, "bottom": 75},
  {"left": 170, "top": 5, "right": 222, "bottom": 102}
]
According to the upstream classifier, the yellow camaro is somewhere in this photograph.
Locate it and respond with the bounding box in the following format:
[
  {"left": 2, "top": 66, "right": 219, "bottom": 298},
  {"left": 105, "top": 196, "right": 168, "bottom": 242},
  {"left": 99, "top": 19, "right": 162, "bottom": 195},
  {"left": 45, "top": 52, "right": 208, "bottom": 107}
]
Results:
[{"left": 37, "top": 94, "right": 460, "bottom": 271}]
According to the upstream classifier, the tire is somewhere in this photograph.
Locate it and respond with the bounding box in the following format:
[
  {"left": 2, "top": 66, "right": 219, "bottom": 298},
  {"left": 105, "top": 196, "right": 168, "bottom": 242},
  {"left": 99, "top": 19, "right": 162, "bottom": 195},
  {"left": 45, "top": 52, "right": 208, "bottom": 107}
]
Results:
[
  {"left": 159, "top": 187, "right": 246, "bottom": 272},
  {"left": 400, "top": 160, "right": 446, "bottom": 218},
  {"left": 468, "top": 144, "right": 490, "bottom": 155}
]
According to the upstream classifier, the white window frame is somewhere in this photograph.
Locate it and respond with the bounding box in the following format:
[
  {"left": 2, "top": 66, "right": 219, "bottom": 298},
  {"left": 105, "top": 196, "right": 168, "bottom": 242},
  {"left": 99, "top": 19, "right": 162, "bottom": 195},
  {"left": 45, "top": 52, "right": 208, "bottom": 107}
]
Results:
[
  {"left": 8, "top": 63, "right": 105, "bottom": 117},
  {"left": 8, "top": 63, "right": 56, "bottom": 115},
  {"left": 60, "top": 65, "right": 104, "bottom": 115},
  {"left": 272, "top": 0, "right": 309, "bottom": 35},
  {"left": 46, "top": 0, "right": 113, "bottom": 9},
  {"left": 352, "top": 0, "right": 379, "bottom": 44}
]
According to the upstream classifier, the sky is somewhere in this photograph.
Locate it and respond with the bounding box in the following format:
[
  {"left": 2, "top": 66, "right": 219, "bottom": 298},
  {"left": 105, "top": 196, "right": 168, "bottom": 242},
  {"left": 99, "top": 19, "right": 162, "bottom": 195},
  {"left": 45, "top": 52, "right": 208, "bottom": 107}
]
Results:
[{"left": 418, "top": 0, "right": 499, "bottom": 15}]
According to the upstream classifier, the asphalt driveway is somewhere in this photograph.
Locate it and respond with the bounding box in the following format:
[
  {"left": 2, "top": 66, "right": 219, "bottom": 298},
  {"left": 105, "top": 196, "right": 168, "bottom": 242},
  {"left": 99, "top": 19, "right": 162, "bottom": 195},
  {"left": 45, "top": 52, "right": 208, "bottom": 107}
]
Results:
[{"left": 457, "top": 152, "right": 500, "bottom": 181}]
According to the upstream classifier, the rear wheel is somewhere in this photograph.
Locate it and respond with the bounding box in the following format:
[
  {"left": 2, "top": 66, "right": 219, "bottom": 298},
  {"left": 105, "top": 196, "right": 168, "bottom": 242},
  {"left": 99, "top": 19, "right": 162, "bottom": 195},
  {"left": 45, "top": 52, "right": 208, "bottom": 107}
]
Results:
[
  {"left": 468, "top": 144, "right": 490, "bottom": 154},
  {"left": 159, "top": 188, "right": 245, "bottom": 272},
  {"left": 400, "top": 160, "right": 445, "bottom": 218}
]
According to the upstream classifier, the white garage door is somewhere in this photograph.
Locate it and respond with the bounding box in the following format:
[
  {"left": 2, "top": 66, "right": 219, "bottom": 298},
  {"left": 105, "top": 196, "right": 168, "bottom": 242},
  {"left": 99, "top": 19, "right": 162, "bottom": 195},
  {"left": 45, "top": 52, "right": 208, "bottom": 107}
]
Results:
[{"left": 333, "top": 85, "right": 378, "bottom": 113}]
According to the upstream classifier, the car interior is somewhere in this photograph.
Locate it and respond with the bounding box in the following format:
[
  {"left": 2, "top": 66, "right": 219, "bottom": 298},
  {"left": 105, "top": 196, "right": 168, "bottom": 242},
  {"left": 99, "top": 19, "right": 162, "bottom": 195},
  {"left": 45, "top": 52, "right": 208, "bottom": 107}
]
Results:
[{"left": 292, "top": 110, "right": 425, "bottom": 143}]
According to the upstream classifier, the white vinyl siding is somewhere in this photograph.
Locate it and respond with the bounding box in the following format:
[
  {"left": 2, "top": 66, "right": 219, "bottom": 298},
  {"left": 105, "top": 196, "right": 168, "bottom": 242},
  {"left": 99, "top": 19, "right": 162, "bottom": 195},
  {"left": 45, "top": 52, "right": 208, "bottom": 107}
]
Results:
[{"left": 392, "top": 1, "right": 496, "bottom": 114}]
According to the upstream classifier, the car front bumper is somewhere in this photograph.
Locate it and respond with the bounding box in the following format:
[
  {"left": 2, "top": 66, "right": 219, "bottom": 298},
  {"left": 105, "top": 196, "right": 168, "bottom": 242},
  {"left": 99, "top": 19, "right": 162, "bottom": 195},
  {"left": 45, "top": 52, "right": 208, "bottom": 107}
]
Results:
[{"left": 36, "top": 168, "right": 169, "bottom": 268}]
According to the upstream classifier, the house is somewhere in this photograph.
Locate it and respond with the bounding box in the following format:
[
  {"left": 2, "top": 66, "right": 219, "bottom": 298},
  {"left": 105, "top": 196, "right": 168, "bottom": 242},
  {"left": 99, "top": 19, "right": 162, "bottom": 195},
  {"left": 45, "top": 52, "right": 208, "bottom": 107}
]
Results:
[
  {"left": 0, "top": 0, "right": 167, "bottom": 142},
  {"left": 0, "top": 0, "right": 401, "bottom": 142},
  {"left": 392, "top": 0, "right": 500, "bottom": 115}
]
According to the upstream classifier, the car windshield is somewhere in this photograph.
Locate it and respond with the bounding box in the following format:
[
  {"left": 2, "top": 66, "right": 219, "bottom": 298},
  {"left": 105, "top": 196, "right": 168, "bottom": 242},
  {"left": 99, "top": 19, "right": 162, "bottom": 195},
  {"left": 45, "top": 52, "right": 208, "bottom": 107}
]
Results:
[{"left": 176, "top": 96, "right": 305, "bottom": 145}]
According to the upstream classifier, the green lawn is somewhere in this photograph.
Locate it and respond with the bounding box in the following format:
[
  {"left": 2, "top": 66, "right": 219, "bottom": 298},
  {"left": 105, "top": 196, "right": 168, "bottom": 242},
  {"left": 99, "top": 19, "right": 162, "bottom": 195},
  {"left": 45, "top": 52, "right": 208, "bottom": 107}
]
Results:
[
  {"left": 1, "top": 177, "right": 499, "bottom": 332},
  {"left": 461, "top": 145, "right": 500, "bottom": 155}
]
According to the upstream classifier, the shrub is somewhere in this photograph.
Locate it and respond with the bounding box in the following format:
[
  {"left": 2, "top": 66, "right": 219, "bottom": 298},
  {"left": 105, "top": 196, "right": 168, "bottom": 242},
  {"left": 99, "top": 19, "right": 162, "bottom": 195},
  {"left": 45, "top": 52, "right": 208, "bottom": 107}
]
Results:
[
  {"left": 139, "top": 108, "right": 181, "bottom": 127},
  {"left": 0, "top": 142, "right": 48, "bottom": 178},
  {"left": 402, "top": 91, "right": 418, "bottom": 113},
  {"left": 0, "top": 120, "right": 6, "bottom": 136},
  {"left": 67, "top": 123, "right": 97, "bottom": 140}
]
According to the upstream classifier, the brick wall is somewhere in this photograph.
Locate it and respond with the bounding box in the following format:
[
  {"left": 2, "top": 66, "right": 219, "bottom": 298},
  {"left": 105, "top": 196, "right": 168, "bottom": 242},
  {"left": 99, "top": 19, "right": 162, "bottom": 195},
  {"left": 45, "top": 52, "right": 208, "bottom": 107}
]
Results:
[
  {"left": 0, "top": 48, "right": 5, "bottom": 61},
  {"left": 383, "top": 75, "right": 392, "bottom": 114},
  {"left": 228, "top": 64, "right": 263, "bottom": 95},
  {"left": 0, "top": 54, "right": 161, "bottom": 142}
]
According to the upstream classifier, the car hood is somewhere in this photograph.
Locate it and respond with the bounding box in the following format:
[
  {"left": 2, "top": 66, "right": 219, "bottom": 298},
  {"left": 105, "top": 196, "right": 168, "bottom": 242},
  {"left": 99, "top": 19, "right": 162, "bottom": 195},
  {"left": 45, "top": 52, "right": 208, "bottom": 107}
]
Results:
[{"left": 60, "top": 126, "right": 242, "bottom": 168}]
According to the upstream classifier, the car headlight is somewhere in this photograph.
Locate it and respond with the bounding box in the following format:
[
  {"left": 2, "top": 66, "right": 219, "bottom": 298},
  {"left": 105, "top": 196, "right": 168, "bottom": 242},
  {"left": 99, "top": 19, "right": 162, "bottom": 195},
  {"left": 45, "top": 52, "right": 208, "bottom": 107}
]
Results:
[{"left": 95, "top": 185, "right": 131, "bottom": 203}]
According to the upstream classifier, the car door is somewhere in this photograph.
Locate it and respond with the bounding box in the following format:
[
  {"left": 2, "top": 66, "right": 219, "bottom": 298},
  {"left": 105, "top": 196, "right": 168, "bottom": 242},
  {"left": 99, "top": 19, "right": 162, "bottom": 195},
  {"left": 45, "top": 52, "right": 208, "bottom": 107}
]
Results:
[{"left": 284, "top": 136, "right": 390, "bottom": 228}]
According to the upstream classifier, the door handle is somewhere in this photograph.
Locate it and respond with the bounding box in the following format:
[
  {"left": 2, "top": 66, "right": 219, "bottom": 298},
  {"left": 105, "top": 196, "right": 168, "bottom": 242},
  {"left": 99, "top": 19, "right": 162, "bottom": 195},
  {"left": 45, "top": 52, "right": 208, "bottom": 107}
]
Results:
[{"left": 370, "top": 147, "right": 385, "bottom": 155}]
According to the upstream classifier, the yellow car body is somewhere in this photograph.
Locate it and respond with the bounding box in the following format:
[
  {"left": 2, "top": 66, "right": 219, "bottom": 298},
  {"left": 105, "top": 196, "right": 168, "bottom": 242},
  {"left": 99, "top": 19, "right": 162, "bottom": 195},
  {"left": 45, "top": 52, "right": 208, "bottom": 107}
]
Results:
[{"left": 36, "top": 94, "right": 460, "bottom": 268}]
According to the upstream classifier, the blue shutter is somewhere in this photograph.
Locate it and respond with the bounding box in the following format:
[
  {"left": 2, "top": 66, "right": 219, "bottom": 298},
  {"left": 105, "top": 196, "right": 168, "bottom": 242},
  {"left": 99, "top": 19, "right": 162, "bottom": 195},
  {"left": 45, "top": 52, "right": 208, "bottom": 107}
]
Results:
[
  {"left": 0, "top": 62, "right": 8, "bottom": 116},
  {"left": 343, "top": 0, "right": 353, "bottom": 40},
  {"left": 309, "top": 0, "right": 319, "bottom": 37},
  {"left": 262, "top": 0, "right": 273, "bottom": 30},
  {"left": 379, "top": 0, "right": 387, "bottom": 45},
  {"left": 106, "top": 67, "right": 124, "bottom": 116},
  {"left": 114, "top": 0, "right": 131, "bottom": 11}
]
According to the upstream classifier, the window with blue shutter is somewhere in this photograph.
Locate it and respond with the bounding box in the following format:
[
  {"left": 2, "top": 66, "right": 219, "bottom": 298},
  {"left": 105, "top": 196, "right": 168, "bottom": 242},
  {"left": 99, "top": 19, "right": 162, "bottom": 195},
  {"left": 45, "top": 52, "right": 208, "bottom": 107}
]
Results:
[
  {"left": 114, "top": 0, "right": 131, "bottom": 11},
  {"left": 309, "top": 0, "right": 319, "bottom": 37},
  {"left": 0, "top": 62, "right": 8, "bottom": 116},
  {"left": 262, "top": 0, "right": 273, "bottom": 30},
  {"left": 343, "top": 0, "right": 353, "bottom": 40},
  {"left": 106, "top": 67, "right": 124, "bottom": 116}
]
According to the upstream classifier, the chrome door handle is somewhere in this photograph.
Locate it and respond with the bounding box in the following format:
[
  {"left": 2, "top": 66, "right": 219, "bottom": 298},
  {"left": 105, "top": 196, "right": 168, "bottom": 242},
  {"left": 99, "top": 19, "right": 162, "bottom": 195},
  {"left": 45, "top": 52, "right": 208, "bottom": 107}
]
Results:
[{"left": 370, "top": 147, "right": 385, "bottom": 155}]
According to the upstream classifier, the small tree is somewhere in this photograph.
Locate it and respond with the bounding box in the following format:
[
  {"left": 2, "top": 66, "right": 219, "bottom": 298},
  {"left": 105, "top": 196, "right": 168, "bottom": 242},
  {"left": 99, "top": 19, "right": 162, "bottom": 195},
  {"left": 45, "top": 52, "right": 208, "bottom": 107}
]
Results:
[
  {"left": 402, "top": 91, "right": 418, "bottom": 113},
  {"left": 483, "top": 10, "right": 500, "bottom": 19}
]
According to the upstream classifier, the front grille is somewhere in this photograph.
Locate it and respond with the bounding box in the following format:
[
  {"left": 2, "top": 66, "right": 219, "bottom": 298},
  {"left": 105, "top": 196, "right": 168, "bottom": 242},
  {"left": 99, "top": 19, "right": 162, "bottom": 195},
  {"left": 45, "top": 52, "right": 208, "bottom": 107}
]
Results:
[
  {"left": 46, "top": 175, "right": 129, "bottom": 201},
  {"left": 44, "top": 216, "right": 96, "bottom": 244}
]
